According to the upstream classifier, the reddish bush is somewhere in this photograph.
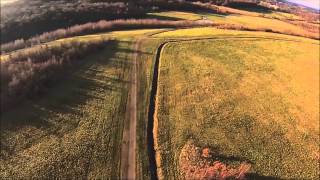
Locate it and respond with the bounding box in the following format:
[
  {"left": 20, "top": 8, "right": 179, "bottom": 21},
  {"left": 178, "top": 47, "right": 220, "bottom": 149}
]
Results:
[
  {"left": 179, "top": 141, "right": 251, "bottom": 180},
  {"left": 203, "top": 162, "right": 251, "bottom": 180}
]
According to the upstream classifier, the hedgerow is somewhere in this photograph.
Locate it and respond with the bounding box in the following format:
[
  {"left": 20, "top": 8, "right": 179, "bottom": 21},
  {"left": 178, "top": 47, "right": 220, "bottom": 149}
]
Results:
[
  {"left": 1, "top": 19, "right": 214, "bottom": 53},
  {"left": 1, "top": 39, "right": 109, "bottom": 110},
  {"left": 1, "top": 1, "right": 145, "bottom": 43}
]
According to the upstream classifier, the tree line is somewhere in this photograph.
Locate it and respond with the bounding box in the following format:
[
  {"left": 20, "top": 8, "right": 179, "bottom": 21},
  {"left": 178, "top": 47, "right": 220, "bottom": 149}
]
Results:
[
  {"left": 1, "top": 19, "right": 214, "bottom": 53},
  {"left": 0, "top": 0, "right": 233, "bottom": 44},
  {"left": 1, "top": 39, "right": 109, "bottom": 110},
  {"left": 1, "top": 0, "right": 146, "bottom": 43}
]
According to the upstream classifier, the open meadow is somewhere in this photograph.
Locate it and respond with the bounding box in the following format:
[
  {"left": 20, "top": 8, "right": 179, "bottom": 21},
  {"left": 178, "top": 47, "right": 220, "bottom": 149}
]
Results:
[
  {"left": 150, "top": 10, "right": 319, "bottom": 39},
  {"left": 0, "top": 29, "right": 163, "bottom": 179},
  {"left": 1, "top": 1, "right": 319, "bottom": 179},
  {"left": 153, "top": 29, "right": 319, "bottom": 179}
]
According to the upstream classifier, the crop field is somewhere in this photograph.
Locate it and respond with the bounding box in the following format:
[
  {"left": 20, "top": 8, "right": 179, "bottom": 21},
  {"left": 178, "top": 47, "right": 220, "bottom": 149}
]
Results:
[
  {"left": 0, "top": 27, "right": 170, "bottom": 179},
  {"left": 0, "top": 31, "right": 150, "bottom": 178},
  {"left": 154, "top": 32, "right": 319, "bottom": 179},
  {"left": 1, "top": 3, "right": 319, "bottom": 179}
]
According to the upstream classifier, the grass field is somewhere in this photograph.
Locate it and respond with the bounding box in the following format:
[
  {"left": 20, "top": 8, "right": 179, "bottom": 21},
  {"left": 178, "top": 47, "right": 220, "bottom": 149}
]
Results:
[
  {"left": 148, "top": 11, "right": 201, "bottom": 21},
  {"left": 150, "top": 10, "right": 303, "bottom": 24},
  {"left": 263, "top": 11, "right": 302, "bottom": 20},
  {"left": 0, "top": 28, "right": 166, "bottom": 179},
  {"left": 135, "top": 38, "right": 163, "bottom": 180},
  {"left": 154, "top": 34, "right": 319, "bottom": 179},
  {"left": 1, "top": 7, "right": 319, "bottom": 179},
  {"left": 150, "top": 10, "right": 319, "bottom": 39},
  {"left": 0, "top": 37, "right": 133, "bottom": 179},
  {"left": 153, "top": 27, "right": 319, "bottom": 44}
]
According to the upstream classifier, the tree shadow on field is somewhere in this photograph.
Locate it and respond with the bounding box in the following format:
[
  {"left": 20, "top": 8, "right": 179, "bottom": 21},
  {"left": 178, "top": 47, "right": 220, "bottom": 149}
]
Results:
[
  {"left": 144, "top": 14, "right": 185, "bottom": 21},
  {"left": 198, "top": 143, "right": 254, "bottom": 165},
  {"left": 227, "top": 2, "right": 273, "bottom": 14},
  {"left": 0, "top": 39, "right": 149, "bottom": 157},
  {"left": 203, "top": 148, "right": 287, "bottom": 180},
  {"left": 246, "top": 173, "right": 293, "bottom": 180},
  {"left": 189, "top": 133, "right": 287, "bottom": 180}
]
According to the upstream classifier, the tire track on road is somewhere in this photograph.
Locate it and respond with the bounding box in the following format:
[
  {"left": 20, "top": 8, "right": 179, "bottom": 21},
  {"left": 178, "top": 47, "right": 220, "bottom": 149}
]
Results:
[{"left": 121, "top": 39, "right": 140, "bottom": 180}]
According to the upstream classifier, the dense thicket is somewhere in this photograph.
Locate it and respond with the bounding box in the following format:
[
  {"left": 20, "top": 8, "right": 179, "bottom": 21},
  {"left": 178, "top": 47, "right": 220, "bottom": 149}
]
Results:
[
  {"left": 0, "top": 39, "right": 109, "bottom": 110},
  {"left": 1, "top": 0, "right": 146, "bottom": 43},
  {"left": 1, "top": 0, "right": 223, "bottom": 44},
  {"left": 1, "top": 19, "right": 214, "bottom": 53},
  {"left": 1, "top": 0, "right": 318, "bottom": 44}
]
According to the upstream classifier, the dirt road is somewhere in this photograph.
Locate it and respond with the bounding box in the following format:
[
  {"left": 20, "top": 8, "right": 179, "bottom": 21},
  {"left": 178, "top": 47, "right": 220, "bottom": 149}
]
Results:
[{"left": 121, "top": 40, "right": 140, "bottom": 180}]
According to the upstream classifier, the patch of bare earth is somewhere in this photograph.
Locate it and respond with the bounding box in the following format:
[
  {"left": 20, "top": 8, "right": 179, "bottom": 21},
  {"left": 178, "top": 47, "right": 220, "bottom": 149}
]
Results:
[{"left": 179, "top": 140, "right": 251, "bottom": 180}]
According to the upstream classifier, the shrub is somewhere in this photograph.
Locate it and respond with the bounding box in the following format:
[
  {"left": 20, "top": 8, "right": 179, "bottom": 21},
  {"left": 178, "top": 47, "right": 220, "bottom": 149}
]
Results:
[
  {"left": 1, "top": 19, "right": 214, "bottom": 53},
  {"left": 1, "top": 39, "right": 109, "bottom": 111},
  {"left": 1, "top": 1, "right": 146, "bottom": 43},
  {"left": 179, "top": 140, "right": 251, "bottom": 180}
]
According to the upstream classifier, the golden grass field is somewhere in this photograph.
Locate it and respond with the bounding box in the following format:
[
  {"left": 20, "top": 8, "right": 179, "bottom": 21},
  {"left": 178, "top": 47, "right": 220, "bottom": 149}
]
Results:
[
  {"left": 0, "top": 30, "right": 154, "bottom": 178},
  {"left": 153, "top": 30, "right": 319, "bottom": 179},
  {"left": 0, "top": 28, "right": 170, "bottom": 179},
  {"left": 1, "top": 6, "right": 319, "bottom": 179},
  {"left": 1, "top": 41, "right": 130, "bottom": 178},
  {"left": 150, "top": 10, "right": 319, "bottom": 39}
]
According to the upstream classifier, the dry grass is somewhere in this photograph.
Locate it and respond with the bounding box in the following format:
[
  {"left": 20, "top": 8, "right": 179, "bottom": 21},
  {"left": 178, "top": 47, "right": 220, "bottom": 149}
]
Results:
[
  {"left": 153, "top": 72, "right": 163, "bottom": 179},
  {"left": 1, "top": 5, "right": 319, "bottom": 179},
  {"left": 0, "top": 36, "right": 137, "bottom": 179},
  {"left": 264, "top": 11, "right": 302, "bottom": 21},
  {"left": 179, "top": 140, "right": 251, "bottom": 180},
  {"left": 0, "top": 29, "right": 168, "bottom": 179},
  {"left": 148, "top": 11, "right": 201, "bottom": 20},
  {"left": 287, "top": 20, "right": 320, "bottom": 34},
  {"left": 149, "top": 9, "right": 319, "bottom": 39},
  {"left": 154, "top": 27, "right": 319, "bottom": 43},
  {"left": 155, "top": 36, "right": 319, "bottom": 179}
]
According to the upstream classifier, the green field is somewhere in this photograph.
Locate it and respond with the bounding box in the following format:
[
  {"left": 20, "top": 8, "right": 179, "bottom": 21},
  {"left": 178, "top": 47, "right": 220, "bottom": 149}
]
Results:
[{"left": 154, "top": 32, "right": 319, "bottom": 179}]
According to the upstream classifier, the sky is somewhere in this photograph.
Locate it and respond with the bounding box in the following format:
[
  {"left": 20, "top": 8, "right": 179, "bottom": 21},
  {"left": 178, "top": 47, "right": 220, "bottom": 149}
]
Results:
[{"left": 286, "top": 0, "right": 320, "bottom": 9}]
